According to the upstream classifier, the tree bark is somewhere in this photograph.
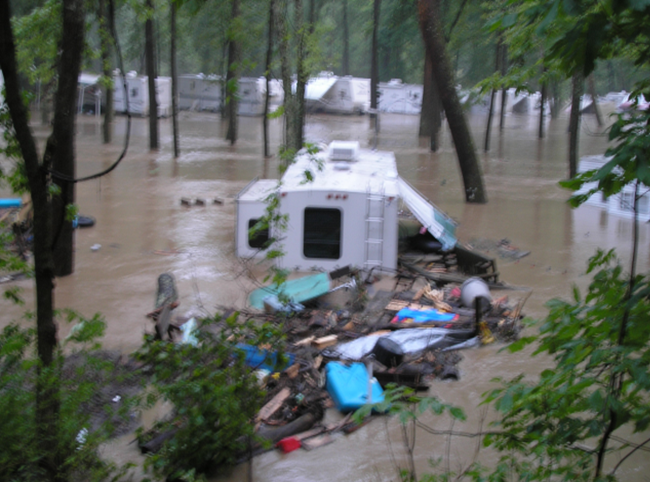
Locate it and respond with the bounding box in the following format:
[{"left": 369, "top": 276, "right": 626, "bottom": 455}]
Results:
[
  {"left": 171, "top": 0, "right": 179, "bottom": 158},
  {"left": 48, "top": 0, "right": 85, "bottom": 277},
  {"left": 263, "top": 0, "right": 275, "bottom": 158},
  {"left": 418, "top": 0, "right": 486, "bottom": 203},
  {"left": 587, "top": 74, "right": 603, "bottom": 127},
  {"left": 226, "top": 0, "right": 240, "bottom": 145},
  {"left": 419, "top": 52, "right": 441, "bottom": 151},
  {"left": 484, "top": 40, "right": 501, "bottom": 152},
  {"left": 1, "top": 0, "right": 84, "bottom": 478},
  {"left": 98, "top": 0, "right": 113, "bottom": 144},
  {"left": 568, "top": 70, "right": 583, "bottom": 178},
  {"left": 145, "top": 0, "right": 159, "bottom": 149},
  {"left": 499, "top": 41, "right": 507, "bottom": 131},
  {"left": 341, "top": 0, "right": 349, "bottom": 75},
  {"left": 370, "top": 0, "right": 380, "bottom": 128},
  {"left": 277, "top": 0, "right": 296, "bottom": 151},
  {"left": 538, "top": 74, "right": 547, "bottom": 139},
  {"left": 294, "top": 0, "right": 306, "bottom": 151}
]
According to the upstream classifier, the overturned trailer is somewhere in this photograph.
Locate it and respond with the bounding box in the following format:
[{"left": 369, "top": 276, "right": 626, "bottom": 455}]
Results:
[{"left": 235, "top": 141, "right": 497, "bottom": 281}]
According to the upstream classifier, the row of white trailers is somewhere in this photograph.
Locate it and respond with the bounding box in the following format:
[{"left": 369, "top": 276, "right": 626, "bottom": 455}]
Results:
[{"left": 76, "top": 72, "right": 428, "bottom": 117}]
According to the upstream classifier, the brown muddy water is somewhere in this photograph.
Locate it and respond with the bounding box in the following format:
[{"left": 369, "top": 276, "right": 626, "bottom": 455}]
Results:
[{"left": 3, "top": 107, "right": 650, "bottom": 481}]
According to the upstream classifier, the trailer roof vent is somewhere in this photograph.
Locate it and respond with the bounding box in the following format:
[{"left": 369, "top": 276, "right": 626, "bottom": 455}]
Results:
[{"left": 328, "top": 141, "right": 359, "bottom": 162}]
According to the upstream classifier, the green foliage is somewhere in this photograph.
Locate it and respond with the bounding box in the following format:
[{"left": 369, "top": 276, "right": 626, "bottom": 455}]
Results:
[
  {"left": 134, "top": 312, "right": 285, "bottom": 479},
  {"left": 561, "top": 108, "right": 650, "bottom": 207},
  {"left": 482, "top": 250, "right": 650, "bottom": 481},
  {"left": 12, "top": 0, "right": 61, "bottom": 86},
  {"left": 0, "top": 318, "right": 133, "bottom": 481}
]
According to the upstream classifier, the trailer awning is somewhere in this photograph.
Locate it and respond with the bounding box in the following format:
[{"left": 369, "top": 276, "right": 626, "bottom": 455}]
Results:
[{"left": 397, "top": 177, "right": 457, "bottom": 251}]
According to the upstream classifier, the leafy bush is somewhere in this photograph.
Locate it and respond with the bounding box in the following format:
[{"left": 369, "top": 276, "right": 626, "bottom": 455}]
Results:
[{"left": 135, "top": 312, "right": 285, "bottom": 481}]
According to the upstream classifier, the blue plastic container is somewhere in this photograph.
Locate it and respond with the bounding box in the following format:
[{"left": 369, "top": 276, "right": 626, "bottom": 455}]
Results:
[
  {"left": 0, "top": 199, "right": 22, "bottom": 209},
  {"left": 326, "top": 362, "right": 384, "bottom": 412},
  {"left": 235, "top": 344, "right": 295, "bottom": 372}
]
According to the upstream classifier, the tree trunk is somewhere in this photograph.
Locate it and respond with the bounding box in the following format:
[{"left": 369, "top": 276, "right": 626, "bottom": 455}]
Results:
[
  {"left": 294, "top": 0, "right": 306, "bottom": 151},
  {"left": 145, "top": 0, "right": 159, "bottom": 149},
  {"left": 550, "top": 81, "right": 561, "bottom": 119},
  {"left": 568, "top": 70, "right": 584, "bottom": 178},
  {"left": 226, "top": 0, "right": 240, "bottom": 145},
  {"left": 1, "top": 0, "right": 84, "bottom": 478},
  {"left": 484, "top": 40, "right": 501, "bottom": 152},
  {"left": 98, "top": 0, "right": 113, "bottom": 144},
  {"left": 370, "top": 0, "right": 380, "bottom": 129},
  {"left": 587, "top": 74, "right": 603, "bottom": 127},
  {"left": 263, "top": 0, "right": 275, "bottom": 158},
  {"left": 538, "top": 75, "right": 547, "bottom": 139},
  {"left": 277, "top": 0, "right": 296, "bottom": 151},
  {"left": 419, "top": 52, "right": 441, "bottom": 151},
  {"left": 499, "top": 41, "right": 507, "bottom": 131},
  {"left": 341, "top": 0, "right": 349, "bottom": 75},
  {"left": 170, "top": 0, "right": 179, "bottom": 158},
  {"left": 418, "top": 0, "right": 486, "bottom": 203}
]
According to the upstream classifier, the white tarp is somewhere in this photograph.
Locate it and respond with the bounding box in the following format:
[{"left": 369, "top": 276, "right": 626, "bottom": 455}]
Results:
[
  {"left": 398, "top": 177, "right": 458, "bottom": 251},
  {"left": 330, "top": 328, "right": 467, "bottom": 361}
]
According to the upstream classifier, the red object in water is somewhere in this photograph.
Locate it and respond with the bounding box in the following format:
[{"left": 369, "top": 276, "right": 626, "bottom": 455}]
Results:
[{"left": 276, "top": 437, "right": 302, "bottom": 453}]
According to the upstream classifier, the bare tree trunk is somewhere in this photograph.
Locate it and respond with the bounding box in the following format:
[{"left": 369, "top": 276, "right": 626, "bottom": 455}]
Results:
[
  {"left": 277, "top": 0, "right": 296, "bottom": 151},
  {"left": 538, "top": 74, "right": 547, "bottom": 138},
  {"left": 370, "top": 0, "right": 380, "bottom": 129},
  {"left": 1, "top": 0, "right": 84, "bottom": 478},
  {"left": 226, "top": 0, "right": 240, "bottom": 145},
  {"left": 499, "top": 41, "right": 507, "bottom": 131},
  {"left": 98, "top": 0, "right": 113, "bottom": 143},
  {"left": 341, "top": 0, "right": 349, "bottom": 75},
  {"left": 294, "top": 0, "right": 306, "bottom": 151},
  {"left": 170, "top": 0, "right": 179, "bottom": 158},
  {"left": 550, "top": 81, "right": 561, "bottom": 119},
  {"left": 484, "top": 40, "right": 500, "bottom": 152},
  {"left": 263, "top": 0, "right": 275, "bottom": 158},
  {"left": 418, "top": 0, "right": 486, "bottom": 203},
  {"left": 145, "top": 0, "right": 159, "bottom": 149},
  {"left": 587, "top": 74, "right": 603, "bottom": 127},
  {"left": 419, "top": 52, "right": 441, "bottom": 151},
  {"left": 568, "top": 70, "right": 584, "bottom": 178}
]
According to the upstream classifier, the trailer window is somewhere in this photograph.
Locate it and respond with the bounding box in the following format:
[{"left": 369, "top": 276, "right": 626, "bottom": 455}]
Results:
[
  {"left": 303, "top": 208, "right": 341, "bottom": 259},
  {"left": 248, "top": 219, "right": 269, "bottom": 249}
]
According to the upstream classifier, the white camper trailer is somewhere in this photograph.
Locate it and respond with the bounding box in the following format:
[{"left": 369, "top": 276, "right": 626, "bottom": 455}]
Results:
[
  {"left": 113, "top": 72, "right": 172, "bottom": 117},
  {"left": 576, "top": 155, "right": 650, "bottom": 222},
  {"left": 378, "top": 79, "right": 423, "bottom": 115},
  {"left": 236, "top": 141, "right": 458, "bottom": 273},
  {"left": 77, "top": 72, "right": 104, "bottom": 116},
  {"left": 237, "top": 77, "right": 283, "bottom": 116},
  {"left": 304, "top": 73, "right": 370, "bottom": 115},
  {"left": 178, "top": 74, "right": 222, "bottom": 111}
]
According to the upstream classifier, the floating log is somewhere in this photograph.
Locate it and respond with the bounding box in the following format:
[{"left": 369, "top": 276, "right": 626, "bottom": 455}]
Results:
[{"left": 257, "top": 411, "right": 319, "bottom": 445}]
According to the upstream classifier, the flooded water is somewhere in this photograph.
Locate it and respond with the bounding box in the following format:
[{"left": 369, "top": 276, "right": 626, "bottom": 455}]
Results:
[{"left": 3, "top": 106, "right": 650, "bottom": 481}]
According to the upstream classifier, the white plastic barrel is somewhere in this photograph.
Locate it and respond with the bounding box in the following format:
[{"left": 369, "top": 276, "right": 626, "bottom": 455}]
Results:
[{"left": 460, "top": 277, "right": 491, "bottom": 312}]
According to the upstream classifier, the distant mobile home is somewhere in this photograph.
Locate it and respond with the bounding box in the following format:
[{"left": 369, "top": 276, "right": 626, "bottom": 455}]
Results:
[
  {"left": 577, "top": 155, "right": 650, "bottom": 222},
  {"left": 77, "top": 72, "right": 104, "bottom": 115},
  {"left": 378, "top": 79, "right": 423, "bottom": 115},
  {"left": 304, "top": 73, "right": 370, "bottom": 115},
  {"left": 178, "top": 74, "right": 222, "bottom": 112},
  {"left": 113, "top": 72, "right": 172, "bottom": 117}
]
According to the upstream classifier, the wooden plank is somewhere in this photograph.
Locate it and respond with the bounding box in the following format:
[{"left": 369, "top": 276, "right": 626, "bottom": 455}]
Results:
[
  {"left": 302, "top": 434, "right": 334, "bottom": 451},
  {"left": 294, "top": 335, "right": 315, "bottom": 347},
  {"left": 312, "top": 334, "right": 338, "bottom": 350},
  {"left": 256, "top": 387, "right": 291, "bottom": 422}
]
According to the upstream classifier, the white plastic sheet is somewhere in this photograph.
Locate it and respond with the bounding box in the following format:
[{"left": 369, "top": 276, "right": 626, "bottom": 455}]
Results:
[{"left": 331, "top": 328, "right": 456, "bottom": 360}]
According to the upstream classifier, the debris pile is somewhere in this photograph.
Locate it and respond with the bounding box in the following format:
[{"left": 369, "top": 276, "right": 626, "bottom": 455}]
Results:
[{"left": 139, "top": 264, "right": 528, "bottom": 460}]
